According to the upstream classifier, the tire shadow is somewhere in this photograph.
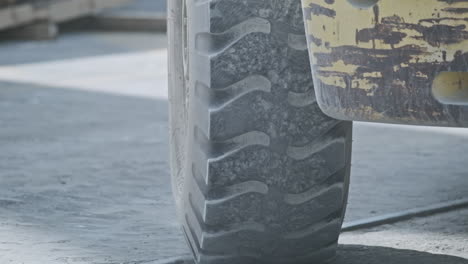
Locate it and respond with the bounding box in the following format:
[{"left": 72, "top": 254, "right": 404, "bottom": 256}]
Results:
[
  {"left": 164, "top": 245, "right": 468, "bottom": 264},
  {"left": 334, "top": 245, "right": 468, "bottom": 264}
]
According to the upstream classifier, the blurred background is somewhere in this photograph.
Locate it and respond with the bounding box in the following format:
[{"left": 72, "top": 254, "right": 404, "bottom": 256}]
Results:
[{"left": 0, "top": 1, "right": 467, "bottom": 264}]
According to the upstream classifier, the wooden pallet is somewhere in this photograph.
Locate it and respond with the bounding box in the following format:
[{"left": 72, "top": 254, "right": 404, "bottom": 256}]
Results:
[{"left": 0, "top": 0, "right": 131, "bottom": 31}]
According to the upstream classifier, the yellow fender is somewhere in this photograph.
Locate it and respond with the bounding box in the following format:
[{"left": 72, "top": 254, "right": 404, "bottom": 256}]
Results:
[{"left": 302, "top": 0, "right": 468, "bottom": 126}]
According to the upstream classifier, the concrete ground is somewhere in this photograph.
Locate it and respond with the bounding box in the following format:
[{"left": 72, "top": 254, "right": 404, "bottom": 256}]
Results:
[
  {"left": 102, "top": 0, "right": 166, "bottom": 16},
  {"left": 0, "top": 31, "right": 467, "bottom": 263}
]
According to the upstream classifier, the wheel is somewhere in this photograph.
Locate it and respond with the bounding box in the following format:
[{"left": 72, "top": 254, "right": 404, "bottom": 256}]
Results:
[{"left": 168, "top": 0, "right": 353, "bottom": 263}]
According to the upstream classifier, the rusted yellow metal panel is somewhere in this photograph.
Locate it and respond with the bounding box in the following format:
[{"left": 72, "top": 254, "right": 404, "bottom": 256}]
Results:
[{"left": 302, "top": 0, "right": 468, "bottom": 126}]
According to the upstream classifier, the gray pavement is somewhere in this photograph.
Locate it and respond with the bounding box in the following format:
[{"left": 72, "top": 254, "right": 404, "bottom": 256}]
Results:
[
  {"left": 102, "top": 0, "right": 167, "bottom": 16},
  {"left": 348, "top": 122, "right": 468, "bottom": 221},
  {"left": 340, "top": 208, "right": 468, "bottom": 260},
  {"left": 0, "top": 31, "right": 467, "bottom": 263},
  {"left": 0, "top": 81, "right": 183, "bottom": 263}
]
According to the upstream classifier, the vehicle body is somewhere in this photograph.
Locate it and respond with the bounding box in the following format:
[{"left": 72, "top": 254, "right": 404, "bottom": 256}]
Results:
[
  {"left": 303, "top": 0, "right": 468, "bottom": 127},
  {"left": 168, "top": 1, "right": 468, "bottom": 263}
]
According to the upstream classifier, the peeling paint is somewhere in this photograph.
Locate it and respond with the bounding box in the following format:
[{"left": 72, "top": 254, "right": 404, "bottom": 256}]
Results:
[{"left": 302, "top": 0, "right": 468, "bottom": 126}]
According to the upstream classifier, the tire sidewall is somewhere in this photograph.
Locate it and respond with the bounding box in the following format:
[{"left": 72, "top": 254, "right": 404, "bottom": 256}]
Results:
[{"left": 168, "top": 0, "right": 187, "bottom": 210}]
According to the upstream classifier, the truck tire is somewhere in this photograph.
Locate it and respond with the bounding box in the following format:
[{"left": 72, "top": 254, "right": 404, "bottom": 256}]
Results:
[{"left": 168, "top": 0, "right": 353, "bottom": 263}]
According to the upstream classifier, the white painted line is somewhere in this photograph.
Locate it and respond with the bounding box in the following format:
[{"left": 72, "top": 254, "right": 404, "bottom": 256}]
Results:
[{"left": 0, "top": 49, "right": 168, "bottom": 99}]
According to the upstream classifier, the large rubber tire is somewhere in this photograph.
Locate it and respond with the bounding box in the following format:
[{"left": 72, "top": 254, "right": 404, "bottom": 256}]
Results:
[{"left": 168, "top": 1, "right": 353, "bottom": 263}]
